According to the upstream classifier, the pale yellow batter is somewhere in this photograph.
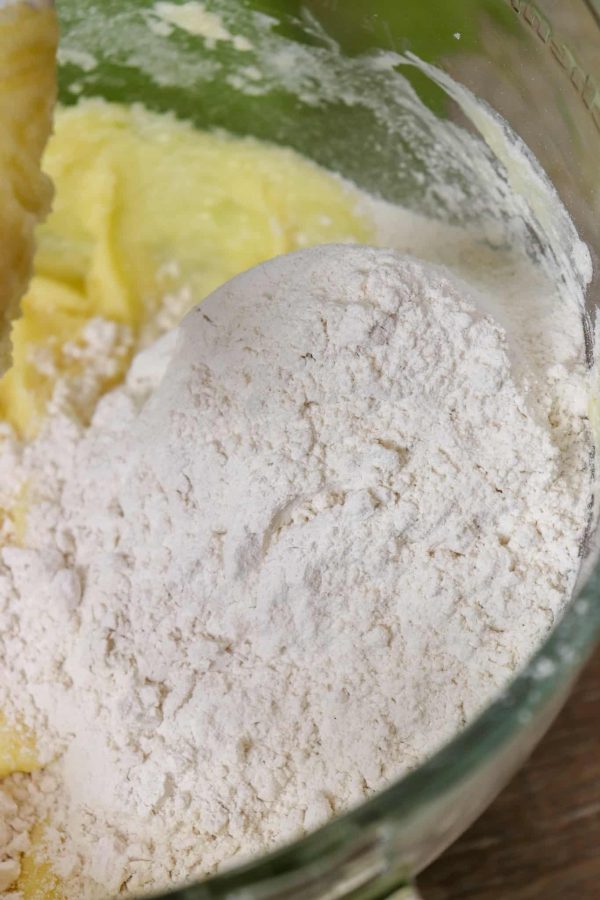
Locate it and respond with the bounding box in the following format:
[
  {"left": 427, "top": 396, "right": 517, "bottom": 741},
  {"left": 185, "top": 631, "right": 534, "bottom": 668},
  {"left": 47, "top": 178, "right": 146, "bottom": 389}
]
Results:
[
  {"left": 0, "top": 99, "right": 376, "bottom": 896},
  {"left": 0, "top": 101, "right": 372, "bottom": 436}
]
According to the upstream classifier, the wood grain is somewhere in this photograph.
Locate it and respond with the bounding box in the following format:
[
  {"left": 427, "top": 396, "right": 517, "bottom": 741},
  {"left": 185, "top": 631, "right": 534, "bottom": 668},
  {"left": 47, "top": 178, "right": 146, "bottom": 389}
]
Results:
[{"left": 418, "top": 645, "right": 600, "bottom": 900}]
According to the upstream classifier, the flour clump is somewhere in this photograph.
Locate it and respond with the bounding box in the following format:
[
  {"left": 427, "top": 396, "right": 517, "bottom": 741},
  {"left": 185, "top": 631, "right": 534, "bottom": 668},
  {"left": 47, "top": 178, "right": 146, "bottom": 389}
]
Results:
[{"left": 0, "top": 245, "right": 589, "bottom": 895}]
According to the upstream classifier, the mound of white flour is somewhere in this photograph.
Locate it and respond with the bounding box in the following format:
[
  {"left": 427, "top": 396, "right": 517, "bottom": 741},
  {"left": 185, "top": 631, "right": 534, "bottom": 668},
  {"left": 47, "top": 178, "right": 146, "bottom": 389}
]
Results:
[{"left": 0, "top": 245, "right": 590, "bottom": 896}]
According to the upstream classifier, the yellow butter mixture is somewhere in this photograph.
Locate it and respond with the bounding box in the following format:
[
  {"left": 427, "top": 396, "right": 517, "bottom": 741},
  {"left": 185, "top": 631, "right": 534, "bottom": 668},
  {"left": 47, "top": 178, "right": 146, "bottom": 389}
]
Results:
[{"left": 0, "top": 100, "right": 372, "bottom": 436}]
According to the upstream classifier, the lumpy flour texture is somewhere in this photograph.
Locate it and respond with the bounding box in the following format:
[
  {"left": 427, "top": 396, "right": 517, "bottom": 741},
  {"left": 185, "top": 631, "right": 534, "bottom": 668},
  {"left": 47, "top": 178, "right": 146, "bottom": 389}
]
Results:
[{"left": 0, "top": 243, "right": 590, "bottom": 896}]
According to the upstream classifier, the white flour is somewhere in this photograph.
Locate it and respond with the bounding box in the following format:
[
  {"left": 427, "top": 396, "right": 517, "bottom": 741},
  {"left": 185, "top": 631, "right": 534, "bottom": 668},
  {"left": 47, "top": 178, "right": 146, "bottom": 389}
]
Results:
[
  {"left": 0, "top": 235, "right": 591, "bottom": 896},
  {"left": 2, "top": 1, "right": 596, "bottom": 890}
]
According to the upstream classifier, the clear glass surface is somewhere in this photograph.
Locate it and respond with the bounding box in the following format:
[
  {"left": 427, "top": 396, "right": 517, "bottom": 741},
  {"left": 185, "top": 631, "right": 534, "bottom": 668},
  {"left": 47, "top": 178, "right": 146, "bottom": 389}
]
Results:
[{"left": 53, "top": 1, "right": 600, "bottom": 896}]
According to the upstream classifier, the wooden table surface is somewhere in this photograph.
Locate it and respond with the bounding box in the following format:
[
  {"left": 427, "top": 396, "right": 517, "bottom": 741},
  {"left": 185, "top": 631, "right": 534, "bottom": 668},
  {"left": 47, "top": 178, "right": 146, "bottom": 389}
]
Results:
[{"left": 418, "top": 644, "right": 600, "bottom": 900}]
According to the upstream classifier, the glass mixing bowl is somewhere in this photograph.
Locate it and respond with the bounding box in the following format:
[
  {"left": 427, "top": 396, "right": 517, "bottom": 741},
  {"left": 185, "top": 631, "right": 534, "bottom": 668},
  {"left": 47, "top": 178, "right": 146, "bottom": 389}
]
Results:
[{"left": 54, "top": 1, "right": 600, "bottom": 896}]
